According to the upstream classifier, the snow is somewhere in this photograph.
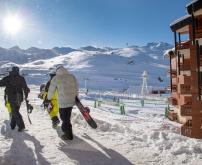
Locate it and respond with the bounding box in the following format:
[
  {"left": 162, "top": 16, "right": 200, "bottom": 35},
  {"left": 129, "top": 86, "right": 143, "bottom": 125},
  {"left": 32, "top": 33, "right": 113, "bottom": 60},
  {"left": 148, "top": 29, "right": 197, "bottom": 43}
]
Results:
[
  {"left": 1, "top": 42, "right": 202, "bottom": 164},
  {"left": 0, "top": 86, "right": 202, "bottom": 165}
]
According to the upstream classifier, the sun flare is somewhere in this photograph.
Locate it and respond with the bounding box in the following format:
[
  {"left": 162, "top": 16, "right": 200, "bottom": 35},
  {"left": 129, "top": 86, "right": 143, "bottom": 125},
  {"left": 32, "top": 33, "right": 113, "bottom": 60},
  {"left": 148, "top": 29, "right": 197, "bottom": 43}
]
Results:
[{"left": 3, "top": 15, "right": 23, "bottom": 36}]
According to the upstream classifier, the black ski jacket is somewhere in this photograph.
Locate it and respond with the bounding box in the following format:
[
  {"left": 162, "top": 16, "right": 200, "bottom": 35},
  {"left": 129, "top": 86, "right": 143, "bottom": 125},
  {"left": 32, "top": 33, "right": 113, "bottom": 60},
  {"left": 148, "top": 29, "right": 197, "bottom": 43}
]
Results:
[{"left": 0, "top": 71, "right": 30, "bottom": 103}]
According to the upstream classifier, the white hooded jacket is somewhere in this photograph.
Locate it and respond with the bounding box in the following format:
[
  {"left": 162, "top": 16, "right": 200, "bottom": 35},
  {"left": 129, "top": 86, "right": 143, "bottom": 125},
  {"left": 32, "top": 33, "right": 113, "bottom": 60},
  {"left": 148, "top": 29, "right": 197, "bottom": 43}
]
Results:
[{"left": 47, "top": 67, "right": 78, "bottom": 108}]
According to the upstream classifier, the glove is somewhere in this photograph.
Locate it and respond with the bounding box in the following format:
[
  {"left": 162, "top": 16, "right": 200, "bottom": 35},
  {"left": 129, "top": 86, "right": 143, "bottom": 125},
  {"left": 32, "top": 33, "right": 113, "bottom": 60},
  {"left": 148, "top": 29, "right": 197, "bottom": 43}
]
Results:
[
  {"left": 26, "top": 100, "right": 33, "bottom": 113},
  {"left": 43, "top": 99, "right": 51, "bottom": 109},
  {"left": 38, "top": 93, "right": 43, "bottom": 99}
]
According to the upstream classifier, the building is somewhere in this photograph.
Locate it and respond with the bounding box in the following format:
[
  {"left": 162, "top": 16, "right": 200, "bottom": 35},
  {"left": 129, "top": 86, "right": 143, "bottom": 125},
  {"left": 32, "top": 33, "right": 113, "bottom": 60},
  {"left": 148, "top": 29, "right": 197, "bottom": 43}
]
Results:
[{"left": 166, "top": 0, "right": 202, "bottom": 139}]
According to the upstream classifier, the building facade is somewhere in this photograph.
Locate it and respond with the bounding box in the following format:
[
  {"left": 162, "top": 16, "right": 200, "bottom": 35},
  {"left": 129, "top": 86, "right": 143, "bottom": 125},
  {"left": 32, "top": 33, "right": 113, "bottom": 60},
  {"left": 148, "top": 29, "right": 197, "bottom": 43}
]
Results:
[{"left": 167, "top": 0, "right": 202, "bottom": 139}]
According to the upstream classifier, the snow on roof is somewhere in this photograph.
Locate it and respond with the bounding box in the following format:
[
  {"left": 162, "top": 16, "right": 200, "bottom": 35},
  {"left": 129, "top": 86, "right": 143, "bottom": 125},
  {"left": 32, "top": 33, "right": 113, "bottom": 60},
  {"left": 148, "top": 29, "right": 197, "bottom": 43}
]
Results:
[
  {"left": 187, "top": 0, "right": 202, "bottom": 14},
  {"left": 163, "top": 48, "right": 175, "bottom": 58},
  {"left": 170, "top": 15, "right": 192, "bottom": 32}
]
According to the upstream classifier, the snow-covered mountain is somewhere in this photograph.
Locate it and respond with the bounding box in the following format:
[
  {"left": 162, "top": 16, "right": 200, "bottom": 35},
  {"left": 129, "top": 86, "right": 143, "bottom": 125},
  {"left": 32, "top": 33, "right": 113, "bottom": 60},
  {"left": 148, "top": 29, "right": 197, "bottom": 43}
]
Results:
[{"left": 0, "top": 42, "right": 172, "bottom": 91}]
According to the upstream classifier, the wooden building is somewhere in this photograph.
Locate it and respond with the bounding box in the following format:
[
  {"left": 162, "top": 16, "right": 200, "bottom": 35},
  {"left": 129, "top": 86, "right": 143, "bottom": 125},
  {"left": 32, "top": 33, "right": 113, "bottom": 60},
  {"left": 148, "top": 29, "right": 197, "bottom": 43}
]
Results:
[{"left": 166, "top": 0, "right": 202, "bottom": 138}]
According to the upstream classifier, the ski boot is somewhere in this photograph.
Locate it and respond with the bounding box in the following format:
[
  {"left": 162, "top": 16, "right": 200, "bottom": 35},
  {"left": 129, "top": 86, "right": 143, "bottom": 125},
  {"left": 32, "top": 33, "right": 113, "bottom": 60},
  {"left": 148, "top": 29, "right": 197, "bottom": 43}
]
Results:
[
  {"left": 61, "top": 133, "right": 73, "bottom": 141},
  {"left": 51, "top": 116, "right": 60, "bottom": 129}
]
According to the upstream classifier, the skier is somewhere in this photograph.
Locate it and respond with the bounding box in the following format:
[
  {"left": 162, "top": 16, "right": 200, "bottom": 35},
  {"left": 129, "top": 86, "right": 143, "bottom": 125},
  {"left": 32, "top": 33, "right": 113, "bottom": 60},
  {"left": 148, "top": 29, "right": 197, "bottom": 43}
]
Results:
[
  {"left": 45, "top": 65, "right": 78, "bottom": 140},
  {"left": 38, "top": 69, "right": 60, "bottom": 128},
  {"left": 0, "top": 66, "right": 30, "bottom": 132}
]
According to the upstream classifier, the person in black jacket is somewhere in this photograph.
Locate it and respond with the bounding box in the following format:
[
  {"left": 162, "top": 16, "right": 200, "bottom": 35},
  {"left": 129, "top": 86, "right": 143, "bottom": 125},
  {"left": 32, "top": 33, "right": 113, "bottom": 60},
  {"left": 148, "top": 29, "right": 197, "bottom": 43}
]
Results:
[{"left": 0, "top": 66, "right": 30, "bottom": 132}]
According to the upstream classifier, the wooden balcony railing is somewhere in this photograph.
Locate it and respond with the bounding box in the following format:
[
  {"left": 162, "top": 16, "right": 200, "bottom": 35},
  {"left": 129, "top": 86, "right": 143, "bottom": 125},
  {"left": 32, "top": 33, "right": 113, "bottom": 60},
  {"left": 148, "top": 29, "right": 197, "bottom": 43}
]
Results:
[
  {"left": 179, "top": 84, "right": 191, "bottom": 94},
  {"left": 167, "top": 69, "right": 177, "bottom": 78},
  {"left": 176, "top": 41, "right": 191, "bottom": 50},
  {"left": 178, "top": 75, "right": 191, "bottom": 84},
  {"left": 180, "top": 59, "right": 190, "bottom": 71},
  {"left": 168, "top": 97, "right": 178, "bottom": 106},
  {"left": 181, "top": 120, "right": 192, "bottom": 137},
  {"left": 180, "top": 104, "right": 192, "bottom": 116},
  {"left": 196, "top": 29, "right": 202, "bottom": 38},
  {"left": 179, "top": 95, "right": 192, "bottom": 106}
]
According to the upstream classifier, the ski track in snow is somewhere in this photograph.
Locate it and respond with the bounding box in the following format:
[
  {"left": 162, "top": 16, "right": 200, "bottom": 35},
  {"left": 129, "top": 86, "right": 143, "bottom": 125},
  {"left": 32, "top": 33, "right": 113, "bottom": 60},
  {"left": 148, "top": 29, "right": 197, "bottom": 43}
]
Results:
[{"left": 0, "top": 86, "right": 202, "bottom": 165}]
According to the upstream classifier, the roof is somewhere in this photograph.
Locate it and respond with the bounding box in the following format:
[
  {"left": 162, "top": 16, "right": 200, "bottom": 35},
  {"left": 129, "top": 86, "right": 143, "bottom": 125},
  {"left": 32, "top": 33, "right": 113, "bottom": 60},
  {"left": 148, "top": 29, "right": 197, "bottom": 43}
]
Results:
[
  {"left": 163, "top": 48, "right": 175, "bottom": 58},
  {"left": 170, "top": 15, "right": 192, "bottom": 32},
  {"left": 187, "top": 0, "right": 202, "bottom": 14}
]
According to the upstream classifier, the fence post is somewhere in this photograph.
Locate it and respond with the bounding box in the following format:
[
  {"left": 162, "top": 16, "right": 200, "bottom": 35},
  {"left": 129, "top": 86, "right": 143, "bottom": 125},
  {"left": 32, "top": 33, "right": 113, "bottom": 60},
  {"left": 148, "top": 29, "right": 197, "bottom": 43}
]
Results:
[
  {"left": 140, "top": 99, "right": 144, "bottom": 107},
  {"left": 120, "top": 105, "right": 126, "bottom": 115},
  {"left": 98, "top": 101, "right": 101, "bottom": 107},
  {"left": 94, "top": 100, "right": 97, "bottom": 108}
]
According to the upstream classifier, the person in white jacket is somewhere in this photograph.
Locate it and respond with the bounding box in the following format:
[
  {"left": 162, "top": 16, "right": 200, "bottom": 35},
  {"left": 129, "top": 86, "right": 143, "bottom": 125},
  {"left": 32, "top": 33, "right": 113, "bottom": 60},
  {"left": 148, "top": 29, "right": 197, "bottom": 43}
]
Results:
[{"left": 47, "top": 65, "right": 78, "bottom": 140}]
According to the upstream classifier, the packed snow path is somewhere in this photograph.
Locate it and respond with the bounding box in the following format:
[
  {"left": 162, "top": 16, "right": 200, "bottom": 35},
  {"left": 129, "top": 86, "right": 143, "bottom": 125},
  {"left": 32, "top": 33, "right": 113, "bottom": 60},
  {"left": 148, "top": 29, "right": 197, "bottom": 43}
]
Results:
[{"left": 0, "top": 86, "right": 202, "bottom": 165}]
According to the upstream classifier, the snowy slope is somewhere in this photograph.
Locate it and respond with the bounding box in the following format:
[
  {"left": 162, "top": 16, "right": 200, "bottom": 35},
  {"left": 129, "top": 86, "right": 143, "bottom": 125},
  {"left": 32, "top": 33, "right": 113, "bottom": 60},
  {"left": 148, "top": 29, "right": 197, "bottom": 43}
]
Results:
[{"left": 0, "top": 87, "right": 202, "bottom": 165}]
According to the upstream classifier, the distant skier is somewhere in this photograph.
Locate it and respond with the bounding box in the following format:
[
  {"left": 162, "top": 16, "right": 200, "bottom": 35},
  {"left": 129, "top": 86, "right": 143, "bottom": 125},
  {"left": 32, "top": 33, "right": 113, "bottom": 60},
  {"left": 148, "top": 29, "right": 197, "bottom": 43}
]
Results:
[
  {"left": 38, "top": 69, "right": 60, "bottom": 128},
  {"left": 0, "top": 66, "right": 30, "bottom": 132},
  {"left": 45, "top": 65, "right": 78, "bottom": 140}
]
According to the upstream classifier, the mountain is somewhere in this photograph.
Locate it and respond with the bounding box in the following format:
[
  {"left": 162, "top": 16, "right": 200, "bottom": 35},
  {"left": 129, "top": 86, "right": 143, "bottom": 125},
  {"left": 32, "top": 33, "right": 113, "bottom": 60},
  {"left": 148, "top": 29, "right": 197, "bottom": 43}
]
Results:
[
  {"left": 80, "top": 46, "right": 107, "bottom": 52},
  {"left": 52, "top": 47, "right": 77, "bottom": 55},
  {"left": 0, "top": 42, "right": 173, "bottom": 91}
]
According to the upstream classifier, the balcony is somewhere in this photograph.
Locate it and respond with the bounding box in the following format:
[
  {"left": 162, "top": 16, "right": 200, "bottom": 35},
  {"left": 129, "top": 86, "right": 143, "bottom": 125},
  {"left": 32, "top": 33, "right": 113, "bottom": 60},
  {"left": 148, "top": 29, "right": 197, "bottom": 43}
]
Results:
[
  {"left": 180, "top": 104, "right": 192, "bottom": 116},
  {"left": 179, "top": 59, "right": 190, "bottom": 71},
  {"left": 195, "top": 29, "right": 202, "bottom": 38},
  {"left": 179, "top": 95, "right": 192, "bottom": 105},
  {"left": 168, "top": 97, "right": 177, "bottom": 106},
  {"left": 181, "top": 120, "right": 192, "bottom": 137},
  {"left": 178, "top": 75, "right": 191, "bottom": 84},
  {"left": 167, "top": 110, "right": 178, "bottom": 121},
  {"left": 178, "top": 84, "right": 191, "bottom": 94},
  {"left": 167, "top": 69, "right": 177, "bottom": 78},
  {"left": 176, "top": 41, "right": 191, "bottom": 50}
]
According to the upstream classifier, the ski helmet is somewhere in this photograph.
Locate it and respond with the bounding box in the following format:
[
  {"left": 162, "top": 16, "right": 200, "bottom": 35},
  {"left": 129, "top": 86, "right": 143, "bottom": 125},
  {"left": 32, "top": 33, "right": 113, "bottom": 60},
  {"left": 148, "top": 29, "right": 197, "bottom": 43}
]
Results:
[
  {"left": 12, "top": 66, "right": 19, "bottom": 73},
  {"left": 40, "top": 84, "right": 46, "bottom": 92}
]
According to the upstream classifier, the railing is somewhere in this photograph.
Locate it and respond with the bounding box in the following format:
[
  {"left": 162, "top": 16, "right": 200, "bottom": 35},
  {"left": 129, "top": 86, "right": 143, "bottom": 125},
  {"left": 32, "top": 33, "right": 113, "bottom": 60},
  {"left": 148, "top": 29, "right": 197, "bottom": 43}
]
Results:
[
  {"left": 179, "top": 59, "right": 190, "bottom": 71},
  {"left": 179, "top": 95, "right": 192, "bottom": 105},
  {"left": 167, "top": 110, "right": 178, "bottom": 121},
  {"left": 168, "top": 97, "right": 177, "bottom": 106},
  {"left": 179, "top": 84, "right": 191, "bottom": 94},
  {"left": 180, "top": 104, "right": 192, "bottom": 116},
  {"left": 178, "top": 75, "right": 191, "bottom": 84},
  {"left": 181, "top": 120, "right": 192, "bottom": 137},
  {"left": 176, "top": 40, "right": 191, "bottom": 50},
  {"left": 195, "top": 29, "right": 202, "bottom": 38}
]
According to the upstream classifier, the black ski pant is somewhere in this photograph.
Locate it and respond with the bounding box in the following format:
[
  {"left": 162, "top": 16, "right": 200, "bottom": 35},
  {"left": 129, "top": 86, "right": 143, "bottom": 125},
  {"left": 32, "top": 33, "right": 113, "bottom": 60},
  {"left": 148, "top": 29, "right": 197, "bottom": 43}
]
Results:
[
  {"left": 10, "top": 102, "right": 25, "bottom": 129},
  {"left": 59, "top": 107, "right": 72, "bottom": 136}
]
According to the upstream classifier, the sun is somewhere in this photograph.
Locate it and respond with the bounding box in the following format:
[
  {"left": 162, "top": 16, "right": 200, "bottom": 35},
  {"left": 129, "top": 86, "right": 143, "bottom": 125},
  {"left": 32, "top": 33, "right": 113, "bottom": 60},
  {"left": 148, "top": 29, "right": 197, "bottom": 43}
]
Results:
[{"left": 3, "top": 14, "right": 23, "bottom": 36}]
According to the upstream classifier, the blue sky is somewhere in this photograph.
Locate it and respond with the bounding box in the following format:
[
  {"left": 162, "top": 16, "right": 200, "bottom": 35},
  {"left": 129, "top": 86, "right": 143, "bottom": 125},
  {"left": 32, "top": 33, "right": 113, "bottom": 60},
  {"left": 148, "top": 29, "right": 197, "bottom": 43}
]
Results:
[{"left": 0, "top": 0, "right": 190, "bottom": 49}]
